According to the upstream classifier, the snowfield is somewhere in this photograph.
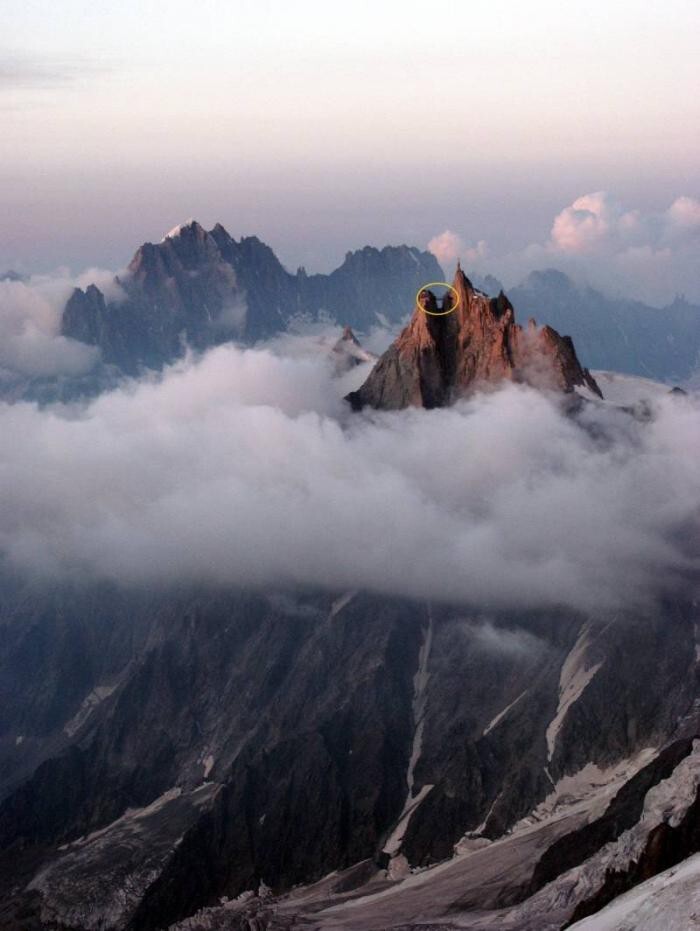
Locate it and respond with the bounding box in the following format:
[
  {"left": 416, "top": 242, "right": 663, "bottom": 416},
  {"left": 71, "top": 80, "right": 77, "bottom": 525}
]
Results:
[
  {"left": 590, "top": 370, "right": 679, "bottom": 405},
  {"left": 569, "top": 852, "right": 700, "bottom": 930}
]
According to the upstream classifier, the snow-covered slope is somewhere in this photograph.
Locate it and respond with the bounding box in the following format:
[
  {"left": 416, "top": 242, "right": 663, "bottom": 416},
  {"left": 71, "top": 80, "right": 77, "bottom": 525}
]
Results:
[
  {"left": 591, "top": 369, "right": 679, "bottom": 405},
  {"left": 569, "top": 853, "right": 700, "bottom": 931}
]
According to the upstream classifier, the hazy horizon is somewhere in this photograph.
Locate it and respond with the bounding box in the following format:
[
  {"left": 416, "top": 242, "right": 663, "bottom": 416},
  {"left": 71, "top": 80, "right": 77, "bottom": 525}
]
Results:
[
  {"left": 2, "top": 7, "right": 700, "bottom": 924},
  {"left": 3, "top": 0, "right": 699, "bottom": 303}
]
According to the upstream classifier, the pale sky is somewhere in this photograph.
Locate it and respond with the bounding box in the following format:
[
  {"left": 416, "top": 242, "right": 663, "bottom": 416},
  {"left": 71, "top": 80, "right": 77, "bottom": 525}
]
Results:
[{"left": 2, "top": 0, "right": 699, "bottom": 288}]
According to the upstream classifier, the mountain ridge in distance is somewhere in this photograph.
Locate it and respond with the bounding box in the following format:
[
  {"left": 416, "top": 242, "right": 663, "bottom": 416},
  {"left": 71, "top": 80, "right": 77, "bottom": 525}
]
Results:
[
  {"left": 508, "top": 268, "right": 700, "bottom": 384},
  {"left": 61, "top": 220, "right": 443, "bottom": 374},
  {"left": 59, "top": 221, "right": 700, "bottom": 394}
]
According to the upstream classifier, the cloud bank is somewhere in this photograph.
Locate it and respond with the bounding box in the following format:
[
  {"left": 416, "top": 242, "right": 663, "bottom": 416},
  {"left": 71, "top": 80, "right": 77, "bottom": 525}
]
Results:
[
  {"left": 1, "top": 341, "right": 698, "bottom": 614},
  {"left": 550, "top": 192, "right": 700, "bottom": 257},
  {"left": 430, "top": 192, "right": 700, "bottom": 304},
  {"left": 427, "top": 231, "right": 488, "bottom": 269},
  {"left": 0, "top": 268, "right": 129, "bottom": 389},
  {"left": 0, "top": 272, "right": 117, "bottom": 386}
]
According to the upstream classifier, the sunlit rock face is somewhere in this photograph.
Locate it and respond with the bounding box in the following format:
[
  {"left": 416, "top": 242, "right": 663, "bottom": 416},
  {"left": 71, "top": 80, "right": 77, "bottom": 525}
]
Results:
[{"left": 347, "top": 265, "right": 602, "bottom": 410}]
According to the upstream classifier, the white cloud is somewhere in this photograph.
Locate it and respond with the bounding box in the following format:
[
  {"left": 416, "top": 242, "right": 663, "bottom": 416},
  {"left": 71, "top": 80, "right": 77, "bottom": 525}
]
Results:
[
  {"left": 550, "top": 192, "right": 619, "bottom": 254},
  {"left": 544, "top": 193, "right": 700, "bottom": 302},
  {"left": 441, "top": 193, "right": 700, "bottom": 304},
  {"left": 0, "top": 342, "right": 697, "bottom": 615},
  {"left": 0, "top": 272, "right": 106, "bottom": 382},
  {"left": 73, "top": 267, "right": 126, "bottom": 304},
  {"left": 549, "top": 192, "right": 700, "bottom": 257},
  {"left": 664, "top": 196, "right": 700, "bottom": 240},
  {"left": 458, "top": 618, "right": 547, "bottom": 658},
  {"left": 428, "top": 230, "right": 487, "bottom": 270}
]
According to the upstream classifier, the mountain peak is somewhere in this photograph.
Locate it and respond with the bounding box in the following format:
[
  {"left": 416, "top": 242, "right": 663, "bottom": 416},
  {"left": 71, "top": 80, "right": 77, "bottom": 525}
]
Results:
[
  {"left": 332, "top": 326, "right": 377, "bottom": 372},
  {"left": 524, "top": 268, "right": 574, "bottom": 293},
  {"left": 340, "top": 325, "right": 360, "bottom": 345},
  {"left": 346, "top": 268, "right": 601, "bottom": 410},
  {"left": 161, "top": 218, "right": 205, "bottom": 241},
  {"left": 452, "top": 263, "right": 474, "bottom": 300}
]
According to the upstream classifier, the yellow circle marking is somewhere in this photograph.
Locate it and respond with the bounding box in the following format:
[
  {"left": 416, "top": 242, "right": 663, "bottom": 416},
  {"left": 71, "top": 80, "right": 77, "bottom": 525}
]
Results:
[{"left": 415, "top": 282, "right": 461, "bottom": 317}]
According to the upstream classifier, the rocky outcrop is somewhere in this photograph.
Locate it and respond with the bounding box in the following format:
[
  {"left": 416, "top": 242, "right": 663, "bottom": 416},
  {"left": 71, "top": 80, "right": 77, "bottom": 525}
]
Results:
[
  {"left": 61, "top": 222, "right": 442, "bottom": 375},
  {"left": 331, "top": 326, "right": 377, "bottom": 373},
  {"left": 0, "top": 577, "right": 694, "bottom": 928},
  {"left": 347, "top": 265, "right": 602, "bottom": 410},
  {"left": 566, "top": 771, "right": 700, "bottom": 926},
  {"left": 528, "top": 737, "right": 697, "bottom": 897}
]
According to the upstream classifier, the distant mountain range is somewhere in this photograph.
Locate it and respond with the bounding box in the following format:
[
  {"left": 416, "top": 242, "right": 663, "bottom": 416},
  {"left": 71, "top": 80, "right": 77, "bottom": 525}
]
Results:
[
  {"left": 506, "top": 269, "right": 700, "bottom": 384},
  {"left": 58, "top": 224, "right": 700, "bottom": 392},
  {"left": 61, "top": 220, "right": 442, "bottom": 375},
  {"left": 1, "top": 223, "right": 697, "bottom": 403}
]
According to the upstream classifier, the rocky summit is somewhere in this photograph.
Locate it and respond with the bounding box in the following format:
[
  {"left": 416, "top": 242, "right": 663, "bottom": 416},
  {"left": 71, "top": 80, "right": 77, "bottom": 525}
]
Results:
[
  {"left": 347, "top": 264, "right": 602, "bottom": 410},
  {"left": 61, "top": 221, "right": 442, "bottom": 375}
]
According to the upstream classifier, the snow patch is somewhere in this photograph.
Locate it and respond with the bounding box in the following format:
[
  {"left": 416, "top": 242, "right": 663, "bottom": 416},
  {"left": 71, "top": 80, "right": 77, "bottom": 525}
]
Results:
[
  {"left": 516, "top": 748, "right": 658, "bottom": 832},
  {"left": 71, "top": 787, "right": 184, "bottom": 848},
  {"left": 383, "top": 610, "right": 434, "bottom": 859},
  {"left": 546, "top": 622, "right": 603, "bottom": 762},
  {"left": 64, "top": 684, "right": 117, "bottom": 738},
  {"left": 29, "top": 783, "right": 220, "bottom": 931},
  {"left": 483, "top": 689, "right": 529, "bottom": 736},
  {"left": 591, "top": 370, "right": 675, "bottom": 405},
  {"left": 454, "top": 792, "right": 501, "bottom": 853},
  {"left": 202, "top": 754, "right": 215, "bottom": 779},
  {"left": 162, "top": 219, "right": 197, "bottom": 241},
  {"left": 330, "top": 590, "right": 357, "bottom": 618},
  {"left": 383, "top": 785, "right": 433, "bottom": 858},
  {"left": 575, "top": 384, "right": 606, "bottom": 404}
]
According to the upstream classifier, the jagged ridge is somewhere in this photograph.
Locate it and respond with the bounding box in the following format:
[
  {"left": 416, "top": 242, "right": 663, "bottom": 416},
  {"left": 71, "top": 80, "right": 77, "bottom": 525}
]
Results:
[
  {"left": 61, "top": 221, "right": 442, "bottom": 374},
  {"left": 347, "top": 265, "right": 602, "bottom": 410}
]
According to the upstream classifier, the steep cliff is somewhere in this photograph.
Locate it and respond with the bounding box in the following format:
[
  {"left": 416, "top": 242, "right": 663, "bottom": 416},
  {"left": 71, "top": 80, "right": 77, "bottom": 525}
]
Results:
[{"left": 347, "top": 265, "right": 602, "bottom": 410}]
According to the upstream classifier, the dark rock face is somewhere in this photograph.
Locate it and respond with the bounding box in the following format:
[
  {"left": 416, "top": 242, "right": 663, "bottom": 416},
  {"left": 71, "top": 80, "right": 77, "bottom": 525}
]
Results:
[
  {"left": 0, "top": 573, "right": 695, "bottom": 928},
  {"left": 61, "top": 222, "right": 443, "bottom": 375},
  {"left": 347, "top": 266, "right": 601, "bottom": 411},
  {"left": 566, "top": 773, "right": 700, "bottom": 927}
]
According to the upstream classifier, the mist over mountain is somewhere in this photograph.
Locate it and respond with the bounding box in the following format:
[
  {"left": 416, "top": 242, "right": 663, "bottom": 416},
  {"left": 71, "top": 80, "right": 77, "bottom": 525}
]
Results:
[
  {"left": 0, "top": 218, "right": 699, "bottom": 929},
  {"left": 0, "top": 268, "right": 699, "bottom": 928},
  {"left": 3, "top": 0, "right": 700, "bottom": 923},
  {"left": 61, "top": 219, "right": 700, "bottom": 389},
  {"left": 2, "top": 219, "right": 699, "bottom": 408}
]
